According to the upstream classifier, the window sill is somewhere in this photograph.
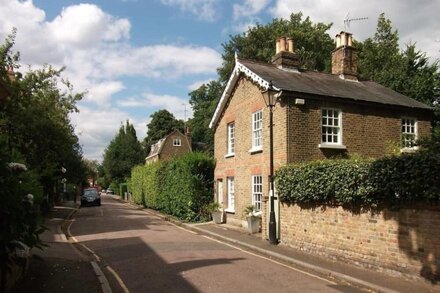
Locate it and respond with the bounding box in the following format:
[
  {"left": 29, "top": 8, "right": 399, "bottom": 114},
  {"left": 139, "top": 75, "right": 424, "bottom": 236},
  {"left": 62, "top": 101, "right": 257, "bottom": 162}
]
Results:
[
  {"left": 248, "top": 147, "right": 263, "bottom": 154},
  {"left": 318, "top": 143, "right": 346, "bottom": 150},
  {"left": 401, "top": 147, "right": 419, "bottom": 153},
  {"left": 224, "top": 209, "right": 235, "bottom": 214},
  {"left": 224, "top": 153, "right": 235, "bottom": 158}
]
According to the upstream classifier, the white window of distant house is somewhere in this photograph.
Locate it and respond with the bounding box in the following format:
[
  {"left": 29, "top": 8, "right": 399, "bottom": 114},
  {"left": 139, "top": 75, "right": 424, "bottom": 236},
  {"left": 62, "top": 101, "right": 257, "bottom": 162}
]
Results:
[
  {"left": 226, "top": 177, "right": 235, "bottom": 212},
  {"left": 252, "top": 110, "right": 263, "bottom": 149},
  {"left": 173, "top": 138, "right": 181, "bottom": 146},
  {"left": 321, "top": 108, "right": 342, "bottom": 145},
  {"left": 401, "top": 118, "right": 417, "bottom": 148},
  {"left": 252, "top": 175, "right": 262, "bottom": 212},
  {"left": 227, "top": 122, "right": 235, "bottom": 155}
]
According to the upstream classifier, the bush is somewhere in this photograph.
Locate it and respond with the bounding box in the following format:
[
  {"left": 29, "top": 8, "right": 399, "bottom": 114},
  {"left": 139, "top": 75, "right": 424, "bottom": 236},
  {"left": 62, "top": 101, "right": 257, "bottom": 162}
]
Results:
[
  {"left": 158, "top": 152, "right": 215, "bottom": 222},
  {"left": 276, "top": 146, "right": 440, "bottom": 206},
  {"left": 130, "top": 162, "right": 161, "bottom": 208}
]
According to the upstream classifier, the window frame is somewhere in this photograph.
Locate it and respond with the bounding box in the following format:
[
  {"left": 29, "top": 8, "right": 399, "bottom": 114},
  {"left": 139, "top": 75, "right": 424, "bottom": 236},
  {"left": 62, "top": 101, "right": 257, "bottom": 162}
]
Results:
[
  {"left": 226, "top": 122, "right": 235, "bottom": 156},
  {"left": 251, "top": 110, "right": 263, "bottom": 152},
  {"left": 319, "top": 108, "right": 346, "bottom": 149},
  {"left": 226, "top": 177, "right": 235, "bottom": 213},
  {"left": 401, "top": 117, "right": 418, "bottom": 149},
  {"left": 173, "top": 138, "right": 181, "bottom": 146},
  {"left": 252, "top": 175, "right": 262, "bottom": 213}
]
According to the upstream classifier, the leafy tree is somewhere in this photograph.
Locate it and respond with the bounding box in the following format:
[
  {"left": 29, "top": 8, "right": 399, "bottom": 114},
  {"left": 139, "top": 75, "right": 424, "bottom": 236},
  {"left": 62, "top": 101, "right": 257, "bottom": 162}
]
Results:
[
  {"left": 358, "top": 13, "right": 440, "bottom": 132},
  {"left": 188, "top": 80, "right": 223, "bottom": 153},
  {"left": 103, "top": 120, "right": 144, "bottom": 184},
  {"left": 143, "top": 109, "right": 184, "bottom": 153},
  {"left": 218, "top": 12, "right": 334, "bottom": 83}
]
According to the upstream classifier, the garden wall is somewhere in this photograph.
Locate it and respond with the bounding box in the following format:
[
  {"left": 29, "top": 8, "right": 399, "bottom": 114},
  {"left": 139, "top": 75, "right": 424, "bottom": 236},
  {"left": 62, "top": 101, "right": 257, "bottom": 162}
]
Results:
[{"left": 279, "top": 203, "right": 440, "bottom": 282}]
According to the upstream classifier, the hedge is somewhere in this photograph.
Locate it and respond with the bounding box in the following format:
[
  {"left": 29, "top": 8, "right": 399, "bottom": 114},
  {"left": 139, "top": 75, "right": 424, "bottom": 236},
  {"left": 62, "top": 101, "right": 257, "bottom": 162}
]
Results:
[
  {"left": 130, "top": 152, "right": 215, "bottom": 222},
  {"left": 276, "top": 149, "right": 440, "bottom": 207}
]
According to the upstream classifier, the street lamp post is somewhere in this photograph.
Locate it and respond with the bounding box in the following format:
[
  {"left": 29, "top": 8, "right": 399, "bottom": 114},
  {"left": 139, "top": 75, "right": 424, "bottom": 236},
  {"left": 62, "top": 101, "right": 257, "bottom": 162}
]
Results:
[{"left": 262, "top": 81, "right": 279, "bottom": 245}]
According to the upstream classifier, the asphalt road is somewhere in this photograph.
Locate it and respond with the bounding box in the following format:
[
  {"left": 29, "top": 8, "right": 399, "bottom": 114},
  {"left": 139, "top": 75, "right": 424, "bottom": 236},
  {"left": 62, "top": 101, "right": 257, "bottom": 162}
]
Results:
[{"left": 70, "top": 195, "right": 364, "bottom": 293}]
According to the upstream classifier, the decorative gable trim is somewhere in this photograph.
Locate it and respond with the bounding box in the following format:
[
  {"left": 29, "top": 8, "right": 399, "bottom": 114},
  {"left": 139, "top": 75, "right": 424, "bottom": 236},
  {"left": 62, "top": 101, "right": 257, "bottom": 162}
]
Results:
[{"left": 208, "top": 60, "right": 279, "bottom": 129}]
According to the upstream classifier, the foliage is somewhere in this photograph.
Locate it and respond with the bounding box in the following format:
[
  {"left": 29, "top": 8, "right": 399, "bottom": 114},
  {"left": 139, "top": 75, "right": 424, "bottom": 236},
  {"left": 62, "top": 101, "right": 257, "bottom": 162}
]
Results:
[
  {"left": 188, "top": 80, "right": 223, "bottom": 153},
  {"left": 143, "top": 109, "right": 184, "bottom": 153},
  {"left": 207, "top": 201, "right": 222, "bottom": 213},
  {"left": 276, "top": 142, "right": 440, "bottom": 207},
  {"left": 103, "top": 120, "right": 144, "bottom": 185},
  {"left": 218, "top": 12, "right": 334, "bottom": 83},
  {"left": 130, "top": 153, "right": 215, "bottom": 222},
  {"left": 358, "top": 13, "right": 440, "bottom": 131}
]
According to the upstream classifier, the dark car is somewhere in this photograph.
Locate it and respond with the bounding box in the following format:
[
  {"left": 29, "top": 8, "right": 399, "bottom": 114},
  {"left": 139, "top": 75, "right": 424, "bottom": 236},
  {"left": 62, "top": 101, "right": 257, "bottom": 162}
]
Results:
[{"left": 81, "top": 188, "right": 101, "bottom": 206}]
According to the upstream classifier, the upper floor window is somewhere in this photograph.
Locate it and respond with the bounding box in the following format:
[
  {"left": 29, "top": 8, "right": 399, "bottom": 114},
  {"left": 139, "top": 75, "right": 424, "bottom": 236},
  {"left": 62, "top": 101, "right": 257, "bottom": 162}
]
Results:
[
  {"left": 252, "top": 110, "right": 263, "bottom": 149},
  {"left": 227, "top": 122, "right": 235, "bottom": 155},
  {"left": 401, "top": 118, "right": 417, "bottom": 148},
  {"left": 173, "top": 138, "right": 181, "bottom": 146},
  {"left": 321, "top": 108, "right": 342, "bottom": 145}
]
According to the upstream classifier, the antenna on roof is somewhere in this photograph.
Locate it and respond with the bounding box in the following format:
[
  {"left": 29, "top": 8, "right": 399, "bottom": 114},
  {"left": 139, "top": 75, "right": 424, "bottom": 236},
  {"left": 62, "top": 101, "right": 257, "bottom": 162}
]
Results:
[
  {"left": 343, "top": 12, "right": 368, "bottom": 31},
  {"left": 182, "top": 103, "right": 187, "bottom": 123}
]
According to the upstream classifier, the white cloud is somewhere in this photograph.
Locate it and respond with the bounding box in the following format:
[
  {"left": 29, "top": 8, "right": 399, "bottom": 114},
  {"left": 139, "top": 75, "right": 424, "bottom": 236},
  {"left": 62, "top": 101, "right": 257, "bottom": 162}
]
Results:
[
  {"left": 161, "top": 0, "right": 218, "bottom": 22},
  {"left": 270, "top": 0, "right": 440, "bottom": 61},
  {"left": 187, "top": 78, "right": 214, "bottom": 91},
  {"left": 233, "top": 0, "right": 271, "bottom": 20}
]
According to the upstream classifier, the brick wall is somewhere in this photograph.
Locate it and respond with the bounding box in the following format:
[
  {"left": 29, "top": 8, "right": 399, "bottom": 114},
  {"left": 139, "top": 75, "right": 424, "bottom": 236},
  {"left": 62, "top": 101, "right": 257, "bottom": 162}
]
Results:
[
  {"left": 286, "top": 95, "right": 432, "bottom": 163},
  {"left": 159, "top": 132, "right": 191, "bottom": 162},
  {"left": 213, "top": 76, "right": 288, "bottom": 227},
  {"left": 279, "top": 203, "right": 440, "bottom": 281}
]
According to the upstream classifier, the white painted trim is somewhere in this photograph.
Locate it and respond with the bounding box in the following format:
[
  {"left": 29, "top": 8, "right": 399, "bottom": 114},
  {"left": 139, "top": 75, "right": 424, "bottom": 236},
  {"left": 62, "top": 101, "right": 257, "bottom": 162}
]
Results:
[
  {"left": 248, "top": 147, "right": 263, "bottom": 154},
  {"left": 224, "top": 153, "right": 235, "bottom": 158},
  {"left": 209, "top": 60, "right": 279, "bottom": 129},
  {"left": 318, "top": 144, "right": 347, "bottom": 149}
]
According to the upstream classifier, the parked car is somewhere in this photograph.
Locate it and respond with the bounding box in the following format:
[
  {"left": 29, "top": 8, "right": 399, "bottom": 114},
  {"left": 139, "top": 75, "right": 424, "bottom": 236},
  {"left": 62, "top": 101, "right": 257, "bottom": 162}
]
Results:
[
  {"left": 81, "top": 188, "right": 101, "bottom": 206},
  {"left": 106, "top": 188, "right": 114, "bottom": 194},
  {"left": 100, "top": 189, "right": 106, "bottom": 194}
]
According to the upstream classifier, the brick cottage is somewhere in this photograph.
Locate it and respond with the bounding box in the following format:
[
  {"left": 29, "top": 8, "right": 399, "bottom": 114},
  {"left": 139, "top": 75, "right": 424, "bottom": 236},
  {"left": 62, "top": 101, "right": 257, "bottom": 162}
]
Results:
[
  {"left": 209, "top": 32, "right": 436, "bottom": 280},
  {"left": 145, "top": 129, "right": 192, "bottom": 164}
]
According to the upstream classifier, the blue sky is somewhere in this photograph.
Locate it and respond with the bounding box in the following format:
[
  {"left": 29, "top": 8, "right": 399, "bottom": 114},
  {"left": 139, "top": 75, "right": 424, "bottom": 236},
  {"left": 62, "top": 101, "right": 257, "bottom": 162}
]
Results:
[{"left": 1, "top": 0, "right": 439, "bottom": 161}]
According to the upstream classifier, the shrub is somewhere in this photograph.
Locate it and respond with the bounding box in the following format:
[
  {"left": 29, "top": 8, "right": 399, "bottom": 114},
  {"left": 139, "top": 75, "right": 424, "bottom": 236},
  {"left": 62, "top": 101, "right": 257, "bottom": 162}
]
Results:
[
  {"left": 130, "top": 162, "right": 161, "bottom": 208},
  {"left": 158, "top": 152, "right": 215, "bottom": 222}
]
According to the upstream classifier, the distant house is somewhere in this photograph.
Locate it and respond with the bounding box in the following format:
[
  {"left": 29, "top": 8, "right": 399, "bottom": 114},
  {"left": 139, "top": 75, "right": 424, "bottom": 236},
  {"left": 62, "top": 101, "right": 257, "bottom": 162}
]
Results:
[
  {"left": 209, "top": 32, "right": 432, "bottom": 231},
  {"left": 145, "top": 129, "right": 192, "bottom": 164}
]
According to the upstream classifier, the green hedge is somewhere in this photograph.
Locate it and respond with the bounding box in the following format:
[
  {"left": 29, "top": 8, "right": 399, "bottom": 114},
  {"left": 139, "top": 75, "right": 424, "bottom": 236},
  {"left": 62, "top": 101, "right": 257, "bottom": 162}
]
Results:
[
  {"left": 276, "top": 149, "right": 440, "bottom": 206},
  {"left": 130, "top": 152, "right": 215, "bottom": 222}
]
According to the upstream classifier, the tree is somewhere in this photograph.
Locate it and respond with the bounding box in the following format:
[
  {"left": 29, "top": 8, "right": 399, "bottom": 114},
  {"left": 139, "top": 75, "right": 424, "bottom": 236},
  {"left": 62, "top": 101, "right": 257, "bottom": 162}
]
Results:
[
  {"left": 218, "top": 12, "right": 334, "bottom": 83},
  {"left": 143, "top": 109, "right": 184, "bottom": 153},
  {"left": 358, "top": 13, "right": 440, "bottom": 133},
  {"left": 103, "top": 120, "right": 144, "bottom": 184},
  {"left": 188, "top": 80, "right": 223, "bottom": 153}
]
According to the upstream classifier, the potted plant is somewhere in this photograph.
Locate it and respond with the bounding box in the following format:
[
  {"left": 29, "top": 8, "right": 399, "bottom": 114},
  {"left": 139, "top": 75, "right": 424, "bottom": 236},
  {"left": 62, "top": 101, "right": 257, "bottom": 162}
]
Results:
[
  {"left": 244, "top": 205, "right": 261, "bottom": 233},
  {"left": 208, "top": 202, "right": 225, "bottom": 224}
]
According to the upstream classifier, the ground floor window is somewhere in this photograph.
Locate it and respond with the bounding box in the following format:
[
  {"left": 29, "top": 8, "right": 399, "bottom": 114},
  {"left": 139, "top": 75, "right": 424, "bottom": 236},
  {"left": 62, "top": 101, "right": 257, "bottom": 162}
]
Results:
[
  {"left": 227, "top": 177, "right": 235, "bottom": 212},
  {"left": 252, "top": 175, "right": 262, "bottom": 212}
]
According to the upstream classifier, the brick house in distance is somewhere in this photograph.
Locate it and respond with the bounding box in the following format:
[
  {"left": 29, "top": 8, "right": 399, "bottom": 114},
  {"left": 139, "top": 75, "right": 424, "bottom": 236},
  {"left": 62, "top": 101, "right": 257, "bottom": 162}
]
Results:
[
  {"left": 209, "top": 32, "right": 432, "bottom": 234},
  {"left": 145, "top": 129, "right": 192, "bottom": 164}
]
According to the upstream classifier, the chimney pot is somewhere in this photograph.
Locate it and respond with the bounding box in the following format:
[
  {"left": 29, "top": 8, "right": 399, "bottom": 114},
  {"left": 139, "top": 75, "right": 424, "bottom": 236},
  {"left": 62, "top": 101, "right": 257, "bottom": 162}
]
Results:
[
  {"left": 279, "top": 37, "right": 286, "bottom": 52},
  {"left": 272, "top": 36, "right": 300, "bottom": 72},
  {"left": 275, "top": 37, "right": 281, "bottom": 54},
  {"left": 287, "top": 38, "right": 294, "bottom": 53},
  {"left": 336, "top": 34, "right": 341, "bottom": 48}
]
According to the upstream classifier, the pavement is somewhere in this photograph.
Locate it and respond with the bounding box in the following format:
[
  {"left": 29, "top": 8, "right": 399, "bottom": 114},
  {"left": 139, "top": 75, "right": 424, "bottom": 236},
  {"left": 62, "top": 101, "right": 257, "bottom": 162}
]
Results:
[
  {"left": 109, "top": 193, "right": 439, "bottom": 293},
  {"left": 11, "top": 201, "right": 102, "bottom": 293}
]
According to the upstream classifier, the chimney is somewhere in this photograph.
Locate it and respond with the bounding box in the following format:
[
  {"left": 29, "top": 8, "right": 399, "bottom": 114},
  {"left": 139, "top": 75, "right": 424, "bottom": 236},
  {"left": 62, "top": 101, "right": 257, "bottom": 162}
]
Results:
[
  {"left": 331, "top": 31, "right": 358, "bottom": 81},
  {"left": 185, "top": 127, "right": 192, "bottom": 149},
  {"left": 271, "top": 36, "right": 300, "bottom": 72}
]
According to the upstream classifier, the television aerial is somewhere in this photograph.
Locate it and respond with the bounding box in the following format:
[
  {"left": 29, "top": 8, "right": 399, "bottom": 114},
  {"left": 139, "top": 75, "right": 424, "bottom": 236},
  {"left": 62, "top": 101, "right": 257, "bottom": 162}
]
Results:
[{"left": 344, "top": 12, "right": 368, "bottom": 31}]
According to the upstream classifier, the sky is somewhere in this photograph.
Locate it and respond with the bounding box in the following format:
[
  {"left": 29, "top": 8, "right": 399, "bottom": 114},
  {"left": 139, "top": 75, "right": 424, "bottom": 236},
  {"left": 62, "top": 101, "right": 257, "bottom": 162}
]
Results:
[{"left": 1, "top": 0, "right": 439, "bottom": 161}]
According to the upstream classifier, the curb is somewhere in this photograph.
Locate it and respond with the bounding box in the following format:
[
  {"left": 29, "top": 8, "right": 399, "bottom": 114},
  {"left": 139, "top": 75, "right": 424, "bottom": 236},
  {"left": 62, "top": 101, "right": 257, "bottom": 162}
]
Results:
[{"left": 108, "top": 196, "right": 400, "bottom": 293}]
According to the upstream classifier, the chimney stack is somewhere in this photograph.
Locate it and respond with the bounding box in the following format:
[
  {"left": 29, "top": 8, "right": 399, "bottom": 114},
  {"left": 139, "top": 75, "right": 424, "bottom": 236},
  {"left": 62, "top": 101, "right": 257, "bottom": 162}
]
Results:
[
  {"left": 271, "top": 36, "right": 300, "bottom": 72},
  {"left": 331, "top": 31, "right": 358, "bottom": 81}
]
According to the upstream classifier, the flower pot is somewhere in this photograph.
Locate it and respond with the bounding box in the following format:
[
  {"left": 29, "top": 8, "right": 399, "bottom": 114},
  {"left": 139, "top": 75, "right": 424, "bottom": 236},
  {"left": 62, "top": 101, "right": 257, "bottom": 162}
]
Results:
[
  {"left": 212, "top": 211, "right": 225, "bottom": 224},
  {"left": 246, "top": 216, "right": 260, "bottom": 233}
]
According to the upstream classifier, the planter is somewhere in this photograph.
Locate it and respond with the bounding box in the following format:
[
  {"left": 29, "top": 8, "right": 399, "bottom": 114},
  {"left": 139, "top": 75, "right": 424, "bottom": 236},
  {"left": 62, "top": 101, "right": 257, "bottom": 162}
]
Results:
[
  {"left": 212, "top": 211, "right": 225, "bottom": 224},
  {"left": 246, "top": 216, "right": 261, "bottom": 233}
]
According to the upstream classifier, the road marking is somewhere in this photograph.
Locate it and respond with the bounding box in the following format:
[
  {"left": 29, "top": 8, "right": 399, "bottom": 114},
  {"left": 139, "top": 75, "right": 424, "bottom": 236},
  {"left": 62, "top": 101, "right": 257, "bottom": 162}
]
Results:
[
  {"left": 169, "top": 222, "right": 198, "bottom": 234},
  {"left": 200, "top": 234, "right": 338, "bottom": 285},
  {"left": 106, "top": 265, "right": 130, "bottom": 293},
  {"left": 91, "top": 261, "right": 112, "bottom": 293}
]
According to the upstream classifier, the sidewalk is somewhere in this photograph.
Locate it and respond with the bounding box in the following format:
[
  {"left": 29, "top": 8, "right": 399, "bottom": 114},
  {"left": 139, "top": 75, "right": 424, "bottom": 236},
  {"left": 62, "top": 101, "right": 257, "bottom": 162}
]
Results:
[
  {"left": 12, "top": 202, "right": 101, "bottom": 293},
  {"left": 110, "top": 194, "right": 439, "bottom": 293}
]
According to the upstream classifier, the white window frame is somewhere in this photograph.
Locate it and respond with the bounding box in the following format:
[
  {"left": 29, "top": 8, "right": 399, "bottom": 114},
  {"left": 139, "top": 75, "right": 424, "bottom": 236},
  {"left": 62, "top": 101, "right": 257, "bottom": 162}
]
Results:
[
  {"left": 319, "top": 108, "right": 346, "bottom": 149},
  {"left": 401, "top": 117, "right": 418, "bottom": 149},
  {"left": 173, "top": 138, "right": 181, "bottom": 146},
  {"left": 251, "top": 110, "right": 263, "bottom": 151},
  {"left": 226, "top": 177, "right": 235, "bottom": 213},
  {"left": 252, "top": 175, "right": 262, "bottom": 212},
  {"left": 226, "top": 122, "right": 235, "bottom": 156}
]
